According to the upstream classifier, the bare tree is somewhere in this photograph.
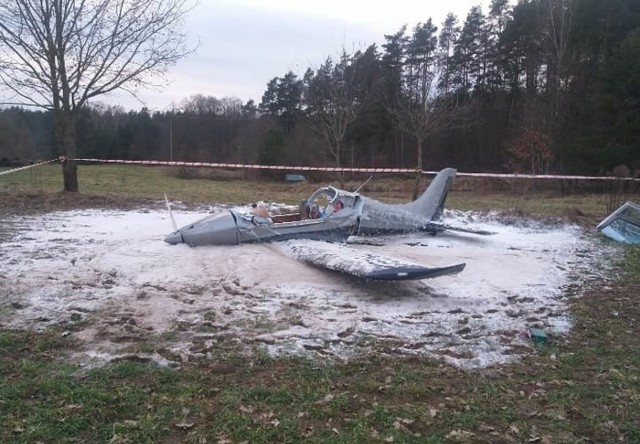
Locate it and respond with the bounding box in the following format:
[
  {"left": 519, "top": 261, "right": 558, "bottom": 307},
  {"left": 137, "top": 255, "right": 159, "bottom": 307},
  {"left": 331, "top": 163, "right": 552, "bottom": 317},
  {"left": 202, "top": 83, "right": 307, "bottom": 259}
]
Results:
[
  {"left": 390, "top": 97, "right": 469, "bottom": 198},
  {"left": 0, "top": 0, "right": 193, "bottom": 191},
  {"left": 386, "top": 19, "right": 464, "bottom": 198},
  {"left": 304, "top": 49, "right": 371, "bottom": 184},
  {"left": 545, "top": 0, "right": 572, "bottom": 117}
]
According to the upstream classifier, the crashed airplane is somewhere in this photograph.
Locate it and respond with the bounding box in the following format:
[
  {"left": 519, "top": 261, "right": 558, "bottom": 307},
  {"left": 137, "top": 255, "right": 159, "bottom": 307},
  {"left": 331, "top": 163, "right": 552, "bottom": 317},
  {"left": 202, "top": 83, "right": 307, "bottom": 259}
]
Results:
[{"left": 164, "top": 168, "right": 490, "bottom": 281}]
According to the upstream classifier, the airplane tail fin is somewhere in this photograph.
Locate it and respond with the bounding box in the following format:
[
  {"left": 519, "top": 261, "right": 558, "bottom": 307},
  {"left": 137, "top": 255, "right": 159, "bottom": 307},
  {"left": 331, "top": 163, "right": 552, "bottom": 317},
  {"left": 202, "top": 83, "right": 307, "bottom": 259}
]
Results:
[{"left": 398, "top": 168, "right": 457, "bottom": 220}]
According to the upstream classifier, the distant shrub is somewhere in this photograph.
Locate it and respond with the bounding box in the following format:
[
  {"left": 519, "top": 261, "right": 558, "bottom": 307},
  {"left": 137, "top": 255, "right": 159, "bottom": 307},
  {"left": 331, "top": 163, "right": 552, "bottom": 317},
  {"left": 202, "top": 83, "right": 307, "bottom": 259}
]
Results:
[
  {"left": 165, "top": 167, "right": 244, "bottom": 181},
  {"left": 175, "top": 167, "right": 197, "bottom": 179}
]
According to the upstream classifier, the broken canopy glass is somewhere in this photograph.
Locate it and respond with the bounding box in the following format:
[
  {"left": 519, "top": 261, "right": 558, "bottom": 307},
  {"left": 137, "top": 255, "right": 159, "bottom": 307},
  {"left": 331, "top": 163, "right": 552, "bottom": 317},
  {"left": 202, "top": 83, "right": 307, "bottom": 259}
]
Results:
[{"left": 596, "top": 201, "right": 640, "bottom": 244}]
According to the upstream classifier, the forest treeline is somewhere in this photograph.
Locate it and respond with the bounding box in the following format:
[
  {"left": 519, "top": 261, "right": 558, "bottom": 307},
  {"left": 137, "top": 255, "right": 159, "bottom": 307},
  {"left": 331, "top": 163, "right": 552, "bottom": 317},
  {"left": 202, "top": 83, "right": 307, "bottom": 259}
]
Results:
[{"left": 1, "top": 0, "right": 639, "bottom": 176}]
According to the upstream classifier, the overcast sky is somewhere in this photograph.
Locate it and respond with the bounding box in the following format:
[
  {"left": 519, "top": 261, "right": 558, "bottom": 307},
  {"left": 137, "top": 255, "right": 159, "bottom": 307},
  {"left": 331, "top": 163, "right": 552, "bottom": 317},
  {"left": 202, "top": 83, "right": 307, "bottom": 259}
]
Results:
[{"left": 109, "top": 0, "right": 492, "bottom": 111}]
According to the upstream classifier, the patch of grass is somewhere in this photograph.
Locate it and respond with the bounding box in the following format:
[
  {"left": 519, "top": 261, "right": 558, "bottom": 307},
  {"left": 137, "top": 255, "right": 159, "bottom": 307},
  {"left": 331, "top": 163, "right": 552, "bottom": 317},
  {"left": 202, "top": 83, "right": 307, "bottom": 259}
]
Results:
[
  {"left": 0, "top": 164, "right": 619, "bottom": 224},
  {"left": 0, "top": 164, "right": 318, "bottom": 205},
  {"left": 621, "top": 245, "right": 640, "bottom": 285},
  {"left": 253, "top": 315, "right": 278, "bottom": 332},
  {"left": 2, "top": 282, "right": 640, "bottom": 443}
]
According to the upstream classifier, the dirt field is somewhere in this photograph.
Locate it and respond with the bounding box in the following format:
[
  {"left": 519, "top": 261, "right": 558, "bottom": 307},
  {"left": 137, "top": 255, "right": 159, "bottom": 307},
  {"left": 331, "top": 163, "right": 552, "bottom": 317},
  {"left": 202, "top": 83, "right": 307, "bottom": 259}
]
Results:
[{"left": 0, "top": 194, "right": 612, "bottom": 370}]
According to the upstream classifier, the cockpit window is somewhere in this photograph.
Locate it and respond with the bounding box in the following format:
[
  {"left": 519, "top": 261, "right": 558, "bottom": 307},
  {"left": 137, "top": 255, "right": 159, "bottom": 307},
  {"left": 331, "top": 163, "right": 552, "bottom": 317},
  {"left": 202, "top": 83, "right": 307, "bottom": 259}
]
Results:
[
  {"left": 597, "top": 201, "right": 640, "bottom": 244},
  {"left": 311, "top": 192, "right": 332, "bottom": 208},
  {"left": 307, "top": 188, "right": 337, "bottom": 206},
  {"left": 306, "top": 188, "right": 338, "bottom": 219},
  {"left": 303, "top": 187, "right": 358, "bottom": 220}
]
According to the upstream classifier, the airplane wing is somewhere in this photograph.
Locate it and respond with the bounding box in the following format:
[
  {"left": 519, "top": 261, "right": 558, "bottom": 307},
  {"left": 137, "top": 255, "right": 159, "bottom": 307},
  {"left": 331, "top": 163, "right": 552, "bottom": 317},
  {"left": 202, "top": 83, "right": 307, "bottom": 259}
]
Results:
[{"left": 282, "top": 240, "right": 465, "bottom": 281}]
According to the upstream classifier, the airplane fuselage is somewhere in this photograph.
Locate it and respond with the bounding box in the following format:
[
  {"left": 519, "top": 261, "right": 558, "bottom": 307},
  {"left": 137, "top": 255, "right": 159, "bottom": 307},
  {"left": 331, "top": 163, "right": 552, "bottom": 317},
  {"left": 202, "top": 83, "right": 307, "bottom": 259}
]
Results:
[
  {"left": 164, "top": 200, "right": 442, "bottom": 247},
  {"left": 165, "top": 168, "right": 456, "bottom": 247}
]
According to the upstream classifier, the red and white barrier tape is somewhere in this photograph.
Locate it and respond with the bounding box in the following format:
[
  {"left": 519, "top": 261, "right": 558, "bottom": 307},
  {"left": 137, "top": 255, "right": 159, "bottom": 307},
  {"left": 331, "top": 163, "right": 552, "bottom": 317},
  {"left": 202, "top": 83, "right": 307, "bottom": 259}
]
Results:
[
  {"left": 455, "top": 171, "right": 640, "bottom": 181},
  {"left": 3, "top": 157, "right": 637, "bottom": 183},
  {"left": 71, "top": 157, "right": 640, "bottom": 182},
  {"left": 71, "top": 157, "right": 418, "bottom": 174},
  {"left": 0, "top": 158, "right": 59, "bottom": 177}
]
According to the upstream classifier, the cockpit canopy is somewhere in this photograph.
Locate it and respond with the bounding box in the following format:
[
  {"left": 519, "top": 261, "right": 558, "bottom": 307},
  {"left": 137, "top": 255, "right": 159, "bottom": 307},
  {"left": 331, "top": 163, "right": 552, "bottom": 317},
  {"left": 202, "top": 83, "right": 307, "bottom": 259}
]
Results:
[{"left": 305, "top": 187, "right": 359, "bottom": 218}]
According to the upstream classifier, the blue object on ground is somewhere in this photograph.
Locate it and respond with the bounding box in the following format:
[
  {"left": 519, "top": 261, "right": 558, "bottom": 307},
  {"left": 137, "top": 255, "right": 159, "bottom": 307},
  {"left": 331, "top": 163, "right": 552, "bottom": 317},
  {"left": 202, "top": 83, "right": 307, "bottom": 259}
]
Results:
[
  {"left": 285, "top": 174, "right": 306, "bottom": 182},
  {"left": 528, "top": 328, "right": 548, "bottom": 344},
  {"left": 597, "top": 201, "right": 640, "bottom": 245}
]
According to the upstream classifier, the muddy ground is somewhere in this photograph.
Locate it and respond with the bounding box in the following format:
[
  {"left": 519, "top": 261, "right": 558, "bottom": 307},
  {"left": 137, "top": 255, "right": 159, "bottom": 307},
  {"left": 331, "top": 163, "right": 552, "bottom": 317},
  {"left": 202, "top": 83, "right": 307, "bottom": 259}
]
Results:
[{"left": 0, "top": 193, "right": 614, "bottom": 370}]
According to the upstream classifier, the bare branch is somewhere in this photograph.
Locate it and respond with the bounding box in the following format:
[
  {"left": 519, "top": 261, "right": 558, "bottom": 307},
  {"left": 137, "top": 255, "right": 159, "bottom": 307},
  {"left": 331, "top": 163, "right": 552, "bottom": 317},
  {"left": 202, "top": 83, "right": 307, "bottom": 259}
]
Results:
[
  {"left": 0, "top": 0, "right": 195, "bottom": 191},
  {"left": 0, "top": 0, "right": 194, "bottom": 111}
]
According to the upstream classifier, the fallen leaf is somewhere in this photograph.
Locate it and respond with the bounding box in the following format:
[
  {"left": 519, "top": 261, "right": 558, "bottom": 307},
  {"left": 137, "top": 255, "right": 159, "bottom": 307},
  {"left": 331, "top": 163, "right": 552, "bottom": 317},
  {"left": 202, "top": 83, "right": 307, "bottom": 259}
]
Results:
[
  {"left": 446, "top": 430, "right": 475, "bottom": 440},
  {"left": 259, "top": 412, "right": 274, "bottom": 420},
  {"left": 303, "top": 427, "right": 314, "bottom": 437},
  {"left": 239, "top": 405, "right": 254, "bottom": 414},
  {"left": 65, "top": 404, "right": 82, "bottom": 410},
  {"left": 478, "top": 424, "right": 495, "bottom": 433},
  {"left": 321, "top": 393, "right": 334, "bottom": 403}
]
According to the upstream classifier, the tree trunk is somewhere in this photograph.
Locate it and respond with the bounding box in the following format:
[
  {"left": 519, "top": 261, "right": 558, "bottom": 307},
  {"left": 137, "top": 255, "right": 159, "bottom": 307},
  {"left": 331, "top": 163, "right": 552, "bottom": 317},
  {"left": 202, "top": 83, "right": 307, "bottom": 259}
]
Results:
[
  {"left": 55, "top": 110, "right": 79, "bottom": 192},
  {"left": 413, "top": 137, "right": 423, "bottom": 200},
  {"left": 62, "top": 158, "right": 78, "bottom": 192},
  {"left": 335, "top": 141, "right": 345, "bottom": 188}
]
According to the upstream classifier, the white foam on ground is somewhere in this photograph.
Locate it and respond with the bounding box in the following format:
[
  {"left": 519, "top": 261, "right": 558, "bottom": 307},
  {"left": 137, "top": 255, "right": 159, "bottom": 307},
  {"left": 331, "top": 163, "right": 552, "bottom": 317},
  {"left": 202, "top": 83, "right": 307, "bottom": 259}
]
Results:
[{"left": 0, "top": 207, "right": 601, "bottom": 368}]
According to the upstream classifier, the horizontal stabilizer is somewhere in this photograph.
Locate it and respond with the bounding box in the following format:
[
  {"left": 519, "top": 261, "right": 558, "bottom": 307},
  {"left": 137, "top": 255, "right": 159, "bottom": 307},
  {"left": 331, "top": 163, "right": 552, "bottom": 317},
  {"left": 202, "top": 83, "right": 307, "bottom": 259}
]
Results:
[
  {"left": 282, "top": 240, "right": 465, "bottom": 281},
  {"left": 438, "top": 224, "right": 496, "bottom": 236}
]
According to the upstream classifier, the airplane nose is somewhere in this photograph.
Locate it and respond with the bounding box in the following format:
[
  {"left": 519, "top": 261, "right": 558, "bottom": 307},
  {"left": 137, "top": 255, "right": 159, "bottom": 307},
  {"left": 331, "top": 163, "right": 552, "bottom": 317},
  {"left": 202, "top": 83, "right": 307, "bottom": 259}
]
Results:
[{"left": 164, "top": 231, "right": 183, "bottom": 244}]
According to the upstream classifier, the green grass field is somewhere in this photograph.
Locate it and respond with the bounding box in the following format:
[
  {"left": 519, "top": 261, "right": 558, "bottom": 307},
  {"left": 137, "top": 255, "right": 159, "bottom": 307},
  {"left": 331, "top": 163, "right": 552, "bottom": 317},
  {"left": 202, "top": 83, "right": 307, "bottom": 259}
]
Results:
[
  {"left": 1, "top": 163, "right": 639, "bottom": 443},
  {"left": 0, "top": 163, "right": 616, "bottom": 222}
]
